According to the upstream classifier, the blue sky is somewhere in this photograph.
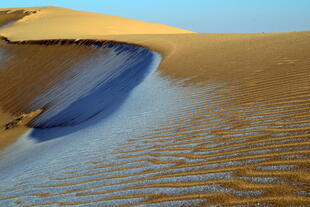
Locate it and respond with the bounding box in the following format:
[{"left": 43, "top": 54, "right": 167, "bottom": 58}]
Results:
[{"left": 2, "top": 0, "right": 310, "bottom": 33}]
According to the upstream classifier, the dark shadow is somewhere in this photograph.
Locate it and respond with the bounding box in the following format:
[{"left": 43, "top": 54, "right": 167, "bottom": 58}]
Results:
[
  {"left": 30, "top": 46, "right": 157, "bottom": 142},
  {"left": 0, "top": 20, "right": 15, "bottom": 29}
]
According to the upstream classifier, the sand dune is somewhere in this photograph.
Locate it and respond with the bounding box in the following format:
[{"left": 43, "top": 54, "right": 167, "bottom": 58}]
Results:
[
  {"left": 0, "top": 6, "right": 192, "bottom": 40},
  {"left": 0, "top": 6, "right": 309, "bottom": 206}
]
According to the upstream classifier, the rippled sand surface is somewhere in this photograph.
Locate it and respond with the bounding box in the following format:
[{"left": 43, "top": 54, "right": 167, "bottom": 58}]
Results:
[{"left": 0, "top": 6, "right": 309, "bottom": 207}]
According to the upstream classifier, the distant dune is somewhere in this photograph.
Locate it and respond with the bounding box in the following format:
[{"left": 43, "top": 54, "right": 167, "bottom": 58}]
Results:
[
  {"left": 0, "top": 6, "right": 309, "bottom": 206},
  {"left": 0, "top": 6, "right": 192, "bottom": 40}
]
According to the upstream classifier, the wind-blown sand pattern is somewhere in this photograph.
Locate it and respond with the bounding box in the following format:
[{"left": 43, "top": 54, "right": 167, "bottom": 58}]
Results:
[{"left": 0, "top": 6, "right": 309, "bottom": 207}]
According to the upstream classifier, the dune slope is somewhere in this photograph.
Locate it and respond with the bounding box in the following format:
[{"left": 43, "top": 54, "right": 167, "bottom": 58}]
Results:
[{"left": 0, "top": 6, "right": 309, "bottom": 207}]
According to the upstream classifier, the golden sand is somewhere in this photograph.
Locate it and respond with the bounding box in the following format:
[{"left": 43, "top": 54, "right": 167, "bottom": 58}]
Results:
[
  {"left": 0, "top": 6, "right": 309, "bottom": 206},
  {"left": 0, "top": 6, "right": 192, "bottom": 40}
]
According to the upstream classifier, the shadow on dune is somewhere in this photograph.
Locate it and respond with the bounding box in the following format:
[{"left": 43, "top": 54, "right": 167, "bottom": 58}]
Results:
[
  {"left": 0, "top": 9, "right": 34, "bottom": 28},
  {"left": 30, "top": 45, "right": 159, "bottom": 142}
]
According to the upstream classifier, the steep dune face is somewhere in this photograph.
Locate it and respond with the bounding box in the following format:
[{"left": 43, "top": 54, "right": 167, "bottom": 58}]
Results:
[
  {"left": 0, "top": 6, "right": 310, "bottom": 207},
  {"left": 30, "top": 45, "right": 156, "bottom": 129},
  {"left": 0, "top": 40, "right": 97, "bottom": 115},
  {"left": 0, "top": 39, "right": 159, "bottom": 144}
]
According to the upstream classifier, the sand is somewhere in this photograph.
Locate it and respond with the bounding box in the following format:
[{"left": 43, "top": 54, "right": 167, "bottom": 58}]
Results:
[
  {"left": 0, "top": 6, "right": 309, "bottom": 206},
  {"left": 1, "top": 6, "right": 309, "bottom": 84}
]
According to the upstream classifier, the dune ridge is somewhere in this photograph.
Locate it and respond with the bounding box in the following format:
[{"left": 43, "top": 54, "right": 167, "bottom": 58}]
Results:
[{"left": 0, "top": 6, "right": 309, "bottom": 206}]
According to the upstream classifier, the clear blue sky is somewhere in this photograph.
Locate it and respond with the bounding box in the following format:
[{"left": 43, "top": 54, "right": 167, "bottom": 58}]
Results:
[{"left": 2, "top": 0, "right": 310, "bottom": 33}]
